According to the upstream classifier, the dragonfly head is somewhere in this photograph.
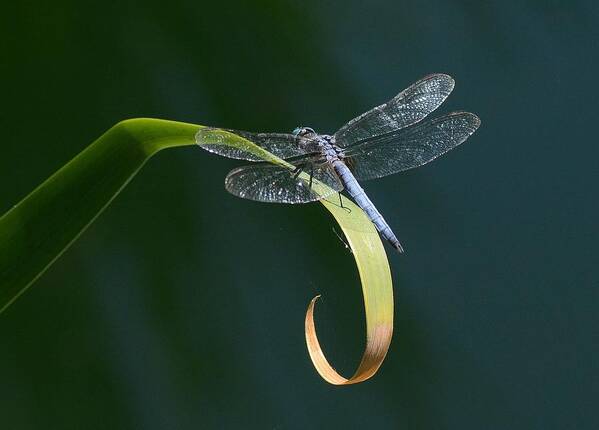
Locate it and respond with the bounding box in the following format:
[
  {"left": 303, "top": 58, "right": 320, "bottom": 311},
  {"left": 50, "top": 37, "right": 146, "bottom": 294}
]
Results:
[{"left": 292, "top": 126, "right": 316, "bottom": 138}]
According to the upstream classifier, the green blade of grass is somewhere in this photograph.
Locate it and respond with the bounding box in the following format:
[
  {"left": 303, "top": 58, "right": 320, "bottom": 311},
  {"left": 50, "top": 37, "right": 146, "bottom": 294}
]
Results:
[{"left": 0, "top": 119, "right": 394, "bottom": 384}]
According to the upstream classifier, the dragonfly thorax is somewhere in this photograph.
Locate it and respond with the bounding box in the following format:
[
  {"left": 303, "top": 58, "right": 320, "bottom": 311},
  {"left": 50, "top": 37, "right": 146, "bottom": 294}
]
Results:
[{"left": 314, "top": 135, "right": 344, "bottom": 162}]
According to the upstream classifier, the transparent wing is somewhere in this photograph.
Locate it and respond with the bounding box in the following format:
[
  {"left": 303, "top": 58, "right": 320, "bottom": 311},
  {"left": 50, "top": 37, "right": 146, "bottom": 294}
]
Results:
[
  {"left": 225, "top": 159, "right": 343, "bottom": 204},
  {"left": 334, "top": 74, "right": 455, "bottom": 148},
  {"left": 343, "top": 112, "right": 480, "bottom": 181},
  {"left": 196, "top": 127, "right": 315, "bottom": 161}
]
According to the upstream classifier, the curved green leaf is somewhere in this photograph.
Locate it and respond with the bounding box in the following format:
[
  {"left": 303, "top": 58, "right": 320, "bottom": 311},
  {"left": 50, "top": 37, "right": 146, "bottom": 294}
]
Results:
[{"left": 0, "top": 119, "right": 394, "bottom": 384}]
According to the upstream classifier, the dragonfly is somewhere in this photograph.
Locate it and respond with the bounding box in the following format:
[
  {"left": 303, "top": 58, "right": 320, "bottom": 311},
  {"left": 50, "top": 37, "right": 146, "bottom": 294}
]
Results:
[{"left": 196, "top": 74, "right": 480, "bottom": 252}]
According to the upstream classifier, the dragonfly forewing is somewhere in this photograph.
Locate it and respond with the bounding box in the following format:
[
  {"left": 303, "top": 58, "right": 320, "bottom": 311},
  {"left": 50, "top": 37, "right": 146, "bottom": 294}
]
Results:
[
  {"left": 334, "top": 74, "right": 455, "bottom": 148},
  {"left": 196, "top": 127, "right": 315, "bottom": 161}
]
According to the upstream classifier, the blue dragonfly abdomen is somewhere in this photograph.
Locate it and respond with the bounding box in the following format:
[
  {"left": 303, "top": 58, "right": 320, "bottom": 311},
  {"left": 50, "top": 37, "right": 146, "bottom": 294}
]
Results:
[{"left": 331, "top": 159, "right": 403, "bottom": 252}]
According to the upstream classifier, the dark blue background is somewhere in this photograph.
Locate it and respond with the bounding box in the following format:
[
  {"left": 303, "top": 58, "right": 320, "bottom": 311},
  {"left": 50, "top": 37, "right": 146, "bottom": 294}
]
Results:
[{"left": 1, "top": 1, "right": 597, "bottom": 428}]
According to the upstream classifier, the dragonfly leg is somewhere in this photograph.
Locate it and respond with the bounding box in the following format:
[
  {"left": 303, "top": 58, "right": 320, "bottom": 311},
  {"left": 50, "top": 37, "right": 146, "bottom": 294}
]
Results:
[
  {"left": 338, "top": 192, "right": 351, "bottom": 213},
  {"left": 308, "top": 164, "right": 314, "bottom": 188},
  {"left": 292, "top": 164, "right": 304, "bottom": 179}
]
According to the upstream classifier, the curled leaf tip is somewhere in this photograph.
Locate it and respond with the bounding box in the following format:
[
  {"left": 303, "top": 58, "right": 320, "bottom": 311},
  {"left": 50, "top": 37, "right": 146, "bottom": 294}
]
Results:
[
  {"left": 305, "top": 198, "right": 393, "bottom": 385},
  {"left": 304, "top": 196, "right": 393, "bottom": 385}
]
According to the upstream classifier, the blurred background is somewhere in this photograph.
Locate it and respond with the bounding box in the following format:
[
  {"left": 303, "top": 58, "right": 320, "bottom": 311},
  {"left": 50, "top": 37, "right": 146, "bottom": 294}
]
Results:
[{"left": 1, "top": 0, "right": 598, "bottom": 428}]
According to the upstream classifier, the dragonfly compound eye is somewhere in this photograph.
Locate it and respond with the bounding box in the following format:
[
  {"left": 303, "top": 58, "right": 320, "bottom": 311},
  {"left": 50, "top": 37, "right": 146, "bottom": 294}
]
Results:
[{"left": 293, "top": 127, "right": 316, "bottom": 138}]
